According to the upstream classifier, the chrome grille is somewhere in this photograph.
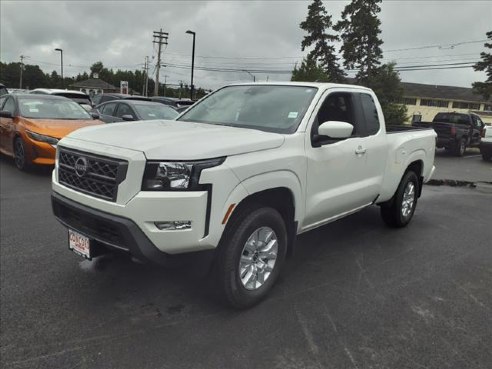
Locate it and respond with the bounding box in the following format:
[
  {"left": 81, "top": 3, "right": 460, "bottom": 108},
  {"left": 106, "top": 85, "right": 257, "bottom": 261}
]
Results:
[{"left": 58, "top": 148, "right": 128, "bottom": 201}]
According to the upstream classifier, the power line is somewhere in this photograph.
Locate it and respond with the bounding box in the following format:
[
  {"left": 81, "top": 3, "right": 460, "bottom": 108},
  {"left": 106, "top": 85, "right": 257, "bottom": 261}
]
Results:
[{"left": 384, "top": 39, "right": 487, "bottom": 53}]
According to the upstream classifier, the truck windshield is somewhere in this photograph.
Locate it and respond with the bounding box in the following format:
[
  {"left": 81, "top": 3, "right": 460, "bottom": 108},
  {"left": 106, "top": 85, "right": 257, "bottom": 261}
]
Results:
[{"left": 178, "top": 85, "right": 318, "bottom": 133}]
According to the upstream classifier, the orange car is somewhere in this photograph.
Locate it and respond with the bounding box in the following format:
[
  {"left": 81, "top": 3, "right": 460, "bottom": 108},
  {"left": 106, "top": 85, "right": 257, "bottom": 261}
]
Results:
[{"left": 0, "top": 94, "right": 103, "bottom": 170}]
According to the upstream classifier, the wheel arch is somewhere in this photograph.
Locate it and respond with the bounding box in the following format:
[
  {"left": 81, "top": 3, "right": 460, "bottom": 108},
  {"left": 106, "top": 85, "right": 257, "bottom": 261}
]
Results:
[{"left": 219, "top": 171, "right": 303, "bottom": 257}]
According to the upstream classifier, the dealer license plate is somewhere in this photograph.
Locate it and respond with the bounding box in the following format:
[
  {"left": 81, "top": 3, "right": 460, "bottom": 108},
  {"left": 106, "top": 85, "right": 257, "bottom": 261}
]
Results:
[{"left": 68, "top": 229, "right": 91, "bottom": 259}]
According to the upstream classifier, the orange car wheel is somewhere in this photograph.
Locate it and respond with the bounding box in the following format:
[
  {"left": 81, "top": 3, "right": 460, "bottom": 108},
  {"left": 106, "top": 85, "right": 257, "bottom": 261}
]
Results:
[{"left": 14, "top": 137, "right": 30, "bottom": 171}]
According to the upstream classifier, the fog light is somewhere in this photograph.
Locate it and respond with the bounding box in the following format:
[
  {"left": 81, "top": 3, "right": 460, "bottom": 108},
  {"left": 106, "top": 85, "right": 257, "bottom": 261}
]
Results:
[{"left": 154, "top": 221, "right": 192, "bottom": 230}]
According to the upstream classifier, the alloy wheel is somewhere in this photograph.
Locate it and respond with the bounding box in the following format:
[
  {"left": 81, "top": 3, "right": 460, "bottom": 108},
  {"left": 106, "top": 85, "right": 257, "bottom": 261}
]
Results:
[{"left": 239, "top": 227, "right": 278, "bottom": 291}]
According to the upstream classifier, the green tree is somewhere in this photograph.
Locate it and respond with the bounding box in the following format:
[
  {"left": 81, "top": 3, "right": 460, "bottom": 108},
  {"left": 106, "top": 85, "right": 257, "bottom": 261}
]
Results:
[
  {"left": 299, "top": 0, "right": 345, "bottom": 82},
  {"left": 291, "top": 54, "right": 329, "bottom": 82},
  {"left": 361, "top": 63, "right": 407, "bottom": 125},
  {"left": 473, "top": 31, "right": 492, "bottom": 100},
  {"left": 335, "top": 0, "right": 383, "bottom": 80}
]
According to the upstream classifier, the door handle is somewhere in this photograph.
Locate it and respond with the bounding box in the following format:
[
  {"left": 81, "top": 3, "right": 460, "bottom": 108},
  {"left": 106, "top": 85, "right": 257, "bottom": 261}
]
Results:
[{"left": 355, "top": 146, "right": 367, "bottom": 155}]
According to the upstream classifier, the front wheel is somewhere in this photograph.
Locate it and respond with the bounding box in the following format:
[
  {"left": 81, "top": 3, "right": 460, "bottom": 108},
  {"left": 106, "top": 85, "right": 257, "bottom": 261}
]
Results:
[
  {"left": 215, "top": 206, "right": 288, "bottom": 309},
  {"left": 380, "top": 171, "right": 419, "bottom": 228},
  {"left": 14, "top": 137, "right": 30, "bottom": 171}
]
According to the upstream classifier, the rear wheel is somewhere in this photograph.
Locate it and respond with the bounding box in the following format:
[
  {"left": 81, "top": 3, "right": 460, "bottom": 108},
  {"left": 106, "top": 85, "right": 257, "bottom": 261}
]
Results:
[
  {"left": 380, "top": 171, "right": 419, "bottom": 228},
  {"left": 215, "top": 206, "right": 287, "bottom": 309},
  {"left": 482, "top": 152, "right": 492, "bottom": 161},
  {"left": 14, "top": 137, "right": 30, "bottom": 171},
  {"left": 454, "top": 138, "right": 466, "bottom": 157}
]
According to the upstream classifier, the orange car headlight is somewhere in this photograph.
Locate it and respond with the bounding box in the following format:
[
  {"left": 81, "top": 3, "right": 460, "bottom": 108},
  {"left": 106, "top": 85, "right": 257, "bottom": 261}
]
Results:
[{"left": 26, "top": 130, "right": 59, "bottom": 146}]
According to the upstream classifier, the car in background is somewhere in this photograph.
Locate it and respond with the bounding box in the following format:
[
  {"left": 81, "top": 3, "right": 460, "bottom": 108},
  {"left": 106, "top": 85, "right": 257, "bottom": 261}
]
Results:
[
  {"left": 93, "top": 100, "right": 179, "bottom": 123},
  {"left": 480, "top": 125, "right": 492, "bottom": 161},
  {"left": 150, "top": 96, "right": 195, "bottom": 111},
  {"left": 30, "top": 89, "right": 93, "bottom": 111},
  {"left": 7, "top": 89, "right": 30, "bottom": 94},
  {"left": 0, "top": 83, "right": 8, "bottom": 96},
  {"left": 91, "top": 93, "right": 151, "bottom": 106},
  {"left": 413, "top": 112, "right": 485, "bottom": 156},
  {"left": 0, "top": 94, "right": 102, "bottom": 170}
]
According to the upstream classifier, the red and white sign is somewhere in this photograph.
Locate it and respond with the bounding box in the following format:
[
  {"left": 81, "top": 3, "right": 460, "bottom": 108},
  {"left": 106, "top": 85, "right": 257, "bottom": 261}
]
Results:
[{"left": 69, "top": 229, "right": 91, "bottom": 258}]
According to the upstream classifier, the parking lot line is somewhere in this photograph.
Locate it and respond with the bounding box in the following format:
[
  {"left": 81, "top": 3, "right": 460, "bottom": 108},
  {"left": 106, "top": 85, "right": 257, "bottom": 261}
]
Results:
[{"left": 463, "top": 155, "right": 482, "bottom": 159}]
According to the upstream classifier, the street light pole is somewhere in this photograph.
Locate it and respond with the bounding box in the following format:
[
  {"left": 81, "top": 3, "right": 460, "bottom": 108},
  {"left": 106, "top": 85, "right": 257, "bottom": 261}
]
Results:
[
  {"left": 186, "top": 30, "right": 196, "bottom": 100},
  {"left": 54, "top": 48, "right": 64, "bottom": 88},
  {"left": 242, "top": 69, "right": 256, "bottom": 82}
]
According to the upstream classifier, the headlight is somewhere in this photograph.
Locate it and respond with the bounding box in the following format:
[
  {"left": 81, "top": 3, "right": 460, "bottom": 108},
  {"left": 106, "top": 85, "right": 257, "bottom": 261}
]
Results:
[
  {"left": 142, "top": 157, "right": 225, "bottom": 191},
  {"left": 26, "top": 130, "right": 59, "bottom": 145}
]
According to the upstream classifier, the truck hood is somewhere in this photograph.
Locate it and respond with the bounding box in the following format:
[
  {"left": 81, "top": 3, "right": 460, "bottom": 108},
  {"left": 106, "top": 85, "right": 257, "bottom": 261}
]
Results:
[{"left": 64, "top": 120, "right": 285, "bottom": 160}]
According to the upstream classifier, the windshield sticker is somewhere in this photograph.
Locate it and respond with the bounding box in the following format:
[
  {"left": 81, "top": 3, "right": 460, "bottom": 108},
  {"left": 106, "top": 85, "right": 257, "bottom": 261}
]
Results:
[
  {"left": 288, "top": 112, "right": 299, "bottom": 119},
  {"left": 29, "top": 108, "right": 39, "bottom": 112},
  {"left": 148, "top": 114, "right": 156, "bottom": 117}
]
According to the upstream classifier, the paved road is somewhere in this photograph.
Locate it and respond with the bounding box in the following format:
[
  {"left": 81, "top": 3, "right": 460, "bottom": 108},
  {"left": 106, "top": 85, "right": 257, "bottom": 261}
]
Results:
[
  {"left": 433, "top": 148, "right": 492, "bottom": 183},
  {"left": 1, "top": 157, "right": 491, "bottom": 369}
]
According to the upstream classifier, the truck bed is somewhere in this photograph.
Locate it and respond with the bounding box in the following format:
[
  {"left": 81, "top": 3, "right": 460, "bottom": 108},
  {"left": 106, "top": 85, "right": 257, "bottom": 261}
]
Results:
[{"left": 386, "top": 124, "right": 434, "bottom": 133}]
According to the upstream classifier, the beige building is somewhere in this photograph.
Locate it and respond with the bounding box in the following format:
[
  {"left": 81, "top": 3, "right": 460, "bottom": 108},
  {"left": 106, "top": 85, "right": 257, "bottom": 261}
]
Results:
[{"left": 401, "top": 82, "right": 492, "bottom": 124}]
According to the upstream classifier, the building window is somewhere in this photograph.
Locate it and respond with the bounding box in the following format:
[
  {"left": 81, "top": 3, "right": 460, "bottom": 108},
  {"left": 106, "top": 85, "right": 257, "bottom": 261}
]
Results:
[
  {"left": 402, "top": 97, "right": 417, "bottom": 105},
  {"left": 452, "top": 101, "right": 481, "bottom": 110},
  {"left": 420, "top": 99, "right": 449, "bottom": 108},
  {"left": 483, "top": 104, "right": 492, "bottom": 111}
]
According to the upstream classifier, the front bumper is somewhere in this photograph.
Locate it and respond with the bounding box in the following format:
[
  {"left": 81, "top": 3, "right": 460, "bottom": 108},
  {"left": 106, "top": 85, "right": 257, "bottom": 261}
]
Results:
[
  {"left": 24, "top": 134, "right": 57, "bottom": 165},
  {"left": 52, "top": 192, "right": 172, "bottom": 264},
  {"left": 52, "top": 177, "right": 212, "bottom": 255}
]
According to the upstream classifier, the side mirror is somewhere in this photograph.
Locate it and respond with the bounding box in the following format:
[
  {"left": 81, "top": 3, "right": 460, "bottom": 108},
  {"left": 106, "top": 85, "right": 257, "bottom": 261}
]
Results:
[
  {"left": 121, "top": 114, "right": 135, "bottom": 121},
  {"left": 90, "top": 112, "right": 100, "bottom": 120},
  {"left": 318, "top": 121, "right": 354, "bottom": 139},
  {"left": 0, "top": 110, "right": 13, "bottom": 119}
]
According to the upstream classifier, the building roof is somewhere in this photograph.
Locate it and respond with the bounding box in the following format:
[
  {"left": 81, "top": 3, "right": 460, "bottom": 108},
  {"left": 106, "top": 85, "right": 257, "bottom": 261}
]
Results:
[
  {"left": 401, "top": 82, "right": 490, "bottom": 103},
  {"left": 71, "top": 78, "right": 117, "bottom": 90}
]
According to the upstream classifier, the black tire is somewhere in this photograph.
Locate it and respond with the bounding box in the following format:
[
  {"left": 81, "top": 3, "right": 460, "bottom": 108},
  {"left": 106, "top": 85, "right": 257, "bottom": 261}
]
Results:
[
  {"left": 454, "top": 138, "right": 466, "bottom": 157},
  {"left": 482, "top": 152, "right": 491, "bottom": 161},
  {"left": 215, "top": 205, "right": 288, "bottom": 309},
  {"left": 380, "top": 171, "right": 419, "bottom": 228},
  {"left": 13, "top": 137, "right": 30, "bottom": 171}
]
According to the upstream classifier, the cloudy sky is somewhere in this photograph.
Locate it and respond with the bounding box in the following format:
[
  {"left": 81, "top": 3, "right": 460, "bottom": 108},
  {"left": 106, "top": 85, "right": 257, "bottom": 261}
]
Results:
[{"left": 1, "top": 0, "right": 491, "bottom": 90}]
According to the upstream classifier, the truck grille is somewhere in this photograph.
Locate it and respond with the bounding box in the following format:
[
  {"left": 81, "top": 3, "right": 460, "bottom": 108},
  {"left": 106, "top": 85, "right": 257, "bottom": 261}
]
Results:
[{"left": 58, "top": 148, "right": 128, "bottom": 202}]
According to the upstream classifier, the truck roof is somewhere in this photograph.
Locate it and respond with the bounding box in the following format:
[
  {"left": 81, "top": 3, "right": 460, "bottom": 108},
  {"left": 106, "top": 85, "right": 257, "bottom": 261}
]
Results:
[{"left": 226, "top": 81, "right": 373, "bottom": 91}]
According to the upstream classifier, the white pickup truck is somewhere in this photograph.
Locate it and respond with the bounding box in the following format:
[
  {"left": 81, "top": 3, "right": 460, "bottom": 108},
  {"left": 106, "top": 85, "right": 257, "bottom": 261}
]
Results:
[{"left": 52, "top": 82, "right": 436, "bottom": 308}]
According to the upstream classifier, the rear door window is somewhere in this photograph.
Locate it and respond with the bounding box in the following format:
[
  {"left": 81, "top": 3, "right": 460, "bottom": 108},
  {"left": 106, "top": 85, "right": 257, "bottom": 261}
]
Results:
[{"left": 359, "top": 93, "right": 381, "bottom": 135}]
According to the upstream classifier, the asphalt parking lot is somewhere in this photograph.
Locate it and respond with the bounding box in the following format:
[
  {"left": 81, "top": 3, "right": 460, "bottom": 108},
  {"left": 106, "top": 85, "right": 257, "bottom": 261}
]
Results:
[{"left": 1, "top": 154, "right": 491, "bottom": 369}]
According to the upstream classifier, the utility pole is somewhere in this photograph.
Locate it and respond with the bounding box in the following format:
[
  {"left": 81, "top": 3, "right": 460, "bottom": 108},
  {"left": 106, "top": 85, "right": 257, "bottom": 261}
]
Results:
[
  {"left": 142, "top": 56, "right": 150, "bottom": 96},
  {"left": 19, "top": 55, "right": 27, "bottom": 89},
  {"left": 179, "top": 80, "right": 184, "bottom": 99},
  {"left": 163, "top": 75, "right": 169, "bottom": 97},
  {"left": 153, "top": 29, "right": 169, "bottom": 96}
]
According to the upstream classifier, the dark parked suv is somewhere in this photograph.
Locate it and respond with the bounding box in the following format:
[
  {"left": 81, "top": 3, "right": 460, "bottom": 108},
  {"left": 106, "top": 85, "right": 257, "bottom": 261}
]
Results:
[{"left": 413, "top": 112, "right": 485, "bottom": 156}]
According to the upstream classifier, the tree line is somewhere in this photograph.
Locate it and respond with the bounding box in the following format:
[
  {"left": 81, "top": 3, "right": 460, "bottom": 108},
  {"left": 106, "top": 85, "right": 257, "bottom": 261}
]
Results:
[{"left": 0, "top": 60, "right": 208, "bottom": 99}]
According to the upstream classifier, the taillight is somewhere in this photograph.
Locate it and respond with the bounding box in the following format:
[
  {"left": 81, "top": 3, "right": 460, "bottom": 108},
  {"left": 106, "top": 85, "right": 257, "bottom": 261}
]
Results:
[
  {"left": 481, "top": 128, "right": 486, "bottom": 138},
  {"left": 450, "top": 126, "right": 457, "bottom": 135}
]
